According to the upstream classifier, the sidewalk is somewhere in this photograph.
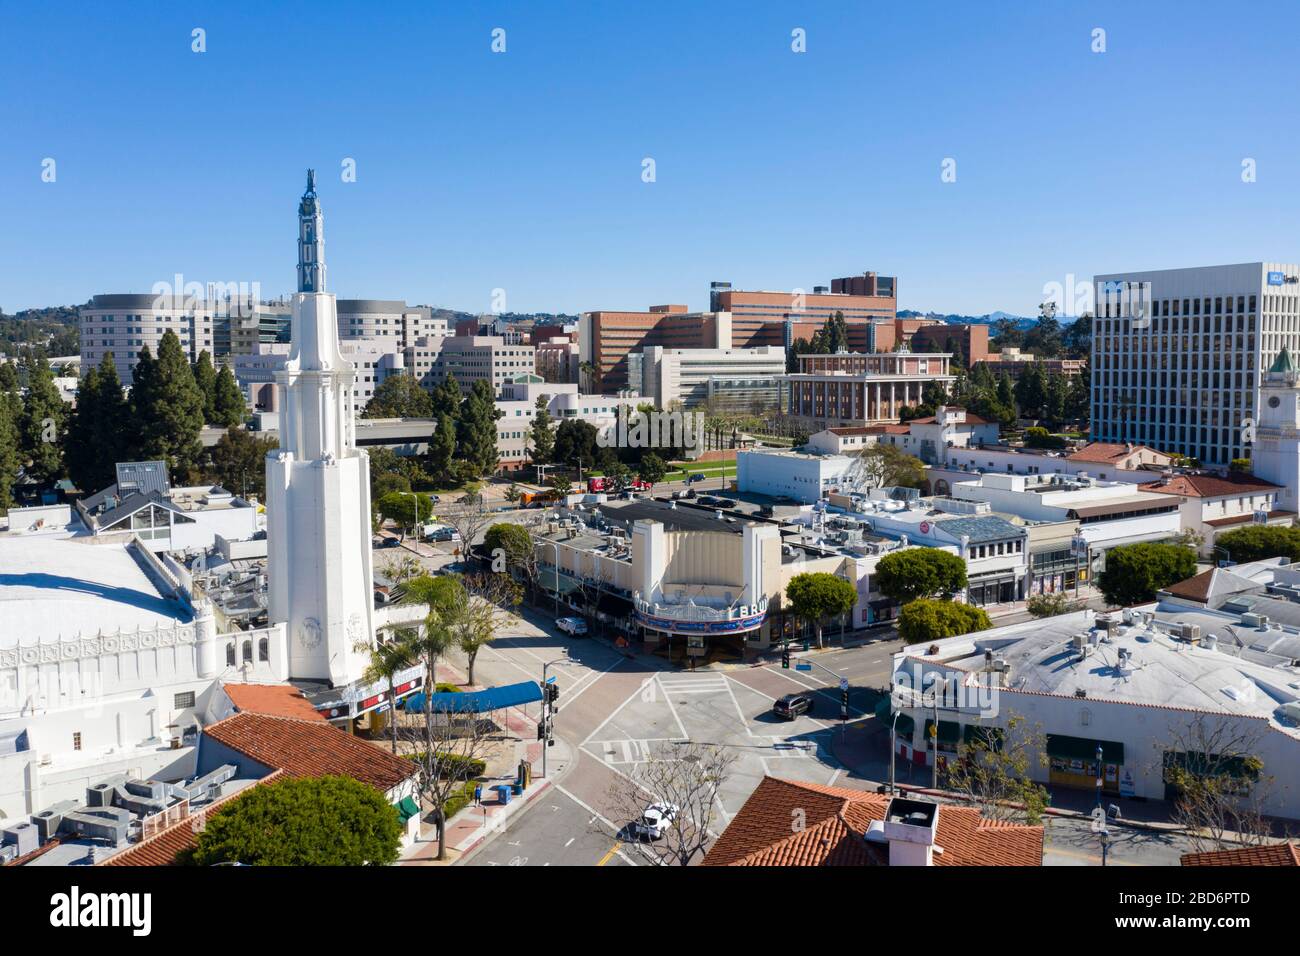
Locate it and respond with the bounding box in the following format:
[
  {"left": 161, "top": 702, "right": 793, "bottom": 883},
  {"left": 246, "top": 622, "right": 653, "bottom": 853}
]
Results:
[{"left": 396, "top": 658, "right": 576, "bottom": 865}]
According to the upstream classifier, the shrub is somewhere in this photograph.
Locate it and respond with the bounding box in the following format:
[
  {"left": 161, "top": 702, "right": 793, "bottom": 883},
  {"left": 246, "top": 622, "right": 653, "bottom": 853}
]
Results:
[
  {"left": 897, "top": 598, "right": 991, "bottom": 645},
  {"left": 1096, "top": 542, "right": 1197, "bottom": 606},
  {"left": 1025, "top": 591, "right": 1083, "bottom": 619},
  {"left": 1214, "top": 525, "right": 1300, "bottom": 564},
  {"left": 404, "top": 751, "right": 486, "bottom": 781}
]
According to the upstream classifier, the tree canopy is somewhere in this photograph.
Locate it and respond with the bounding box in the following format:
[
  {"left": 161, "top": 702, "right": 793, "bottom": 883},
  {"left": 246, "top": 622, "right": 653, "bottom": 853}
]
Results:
[
  {"left": 1213, "top": 525, "right": 1300, "bottom": 564},
  {"left": 130, "top": 332, "right": 206, "bottom": 480},
  {"left": 188, "top": 774, "right": 402, "bottom": 866},
  {"left": 364, "top": 374, "right": 435, "bottom": 419},
  {"left": 874, "top": 547, "right": 968, "bottom": 604},
  {"left": 897, "top": 598, "right": 991, "bottom": 645},
  {"left": 1096, "top": 542, "right": 1197, "bottom": 606},
  {"left": 785, "top": 572, "right": 858, "bottom": 648}
]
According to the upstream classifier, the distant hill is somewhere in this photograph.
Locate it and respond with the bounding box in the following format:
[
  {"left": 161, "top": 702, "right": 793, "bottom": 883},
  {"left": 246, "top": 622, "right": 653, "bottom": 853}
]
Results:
[
  {"left": 898, "top": 309, "right": 1035, "bottom": 327},
  {"left": 0, "top": 304, "right": 83, "bottom": 358}
]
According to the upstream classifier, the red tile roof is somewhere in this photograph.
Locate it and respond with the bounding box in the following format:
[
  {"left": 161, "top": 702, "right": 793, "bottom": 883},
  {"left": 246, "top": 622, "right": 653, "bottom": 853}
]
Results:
[
  {"left": 702, "top": 777, "right": 1043, "bottom": 867},
  {"left": 1139, "top": 473, "right": 1281, "bottom": 498},
  {"left": 908, "top": 410, "right": 992, "bottom": 425},
  {"left": 1203, "top": 509, "right": 1293, "bottom": 528},
  {"left": 202, "top": 712, "right": 417, "bottom": 792},
  {"left": 101, "top": 770, "right": 286, "bottom": 867},
  {"left": 223, "top": 683, "right": 327, "bottom": 722},
  {"left": 1066, "top": 442, "right": 1169, "bottom": 464},
  {"left": 1181, "top": 843, "right": 1300, "bottom": 867}
]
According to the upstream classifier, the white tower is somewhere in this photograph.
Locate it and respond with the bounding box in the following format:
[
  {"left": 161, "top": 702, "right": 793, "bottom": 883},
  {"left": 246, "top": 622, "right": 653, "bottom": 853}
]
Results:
[
  {"left": 265, "top": 171, "right": 375, "bottom": 686},
  {"left": 1252, "top": 346, "right": 1300, "bottom": 513}
]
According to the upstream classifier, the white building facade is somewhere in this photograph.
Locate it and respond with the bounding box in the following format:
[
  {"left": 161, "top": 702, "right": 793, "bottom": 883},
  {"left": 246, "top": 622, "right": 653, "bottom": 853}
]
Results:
[{"left": 1092, "top": 262, "right": 1300, "bottom": 467}]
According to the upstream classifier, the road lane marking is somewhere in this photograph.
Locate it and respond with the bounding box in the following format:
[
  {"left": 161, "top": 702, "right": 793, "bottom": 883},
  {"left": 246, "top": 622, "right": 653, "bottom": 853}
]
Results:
[
  {"left": 659, "top": 674, "right": 690, "bottom": 741},
  {"left": 596, "top": 841, "right": 622, "bottom": 866}
]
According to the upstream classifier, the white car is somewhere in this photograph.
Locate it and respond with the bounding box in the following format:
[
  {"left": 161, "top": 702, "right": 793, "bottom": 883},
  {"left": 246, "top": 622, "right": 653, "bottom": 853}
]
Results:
[
  {"left": 556, "top": 616, "right": 589, "bottom": 637},
  {"left": 632, "top": 803, "right": 679, "bottom": 841}
]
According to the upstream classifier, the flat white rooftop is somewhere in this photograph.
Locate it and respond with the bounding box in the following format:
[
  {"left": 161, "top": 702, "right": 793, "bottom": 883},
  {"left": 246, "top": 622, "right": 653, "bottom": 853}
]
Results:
[
  {"left": 898, "top": 604, "right": 1300, "bottom": 734},
  {"left": 0, "top": 537, "right": 187, "bottom": 646}
]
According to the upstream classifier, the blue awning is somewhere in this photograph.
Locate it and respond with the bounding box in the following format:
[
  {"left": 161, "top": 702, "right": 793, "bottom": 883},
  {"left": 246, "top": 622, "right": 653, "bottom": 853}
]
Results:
[{"left": 402, "top": 680, "right": 544, "bottom": 714}]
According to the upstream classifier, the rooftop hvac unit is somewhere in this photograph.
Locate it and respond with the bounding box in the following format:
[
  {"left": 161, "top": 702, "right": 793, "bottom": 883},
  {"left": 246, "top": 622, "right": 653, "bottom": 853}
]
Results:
[
  {"left": 1181, "top": 623, "right": 1201, "bottom": 644},
  {"left": 1071, "top": 633, "right": 1088, "bottom": 651}
]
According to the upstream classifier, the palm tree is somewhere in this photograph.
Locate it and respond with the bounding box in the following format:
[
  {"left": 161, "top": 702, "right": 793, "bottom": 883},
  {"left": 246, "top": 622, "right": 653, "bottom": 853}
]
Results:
[
  {"left": 579, "top": 360, "right": 599, "bottom": 393},
  {"left": 356, "top": 631, "right": 418, "bottom": 753},
  {"left": 402, "top": 574, "right": 468, "bottom": 739}
]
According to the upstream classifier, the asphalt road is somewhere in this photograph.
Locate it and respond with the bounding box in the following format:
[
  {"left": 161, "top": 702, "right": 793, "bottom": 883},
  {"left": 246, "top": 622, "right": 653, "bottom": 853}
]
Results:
[{"left": 464, "top": 786, "right": 638, "bottom": 867}]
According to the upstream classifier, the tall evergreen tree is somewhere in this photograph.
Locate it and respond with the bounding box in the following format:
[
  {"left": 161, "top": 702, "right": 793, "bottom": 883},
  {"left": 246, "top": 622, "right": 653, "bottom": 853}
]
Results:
[
  {"left": 428, "top": 413, "right": 457, "bottom": 485},
  {"left": 130, "top": 332, "right": 206, "bottom": 480},
  {"left": 0, "top": 390, "right": 18, "bottom": 511},
  {"left": 65, "top": 352, "right": 129, "bottom": 492},
  {"left": 996, "top": 372, "right": 1015, "bottom": 412},
  {"left": 192, "top": 350, "right": 218, "bottom": 423},
  {"left": 528, "top": 395, "right": 555, "bottom": 464},
  {"left": 431, "top": 373, "right": 462, "bottom": 420},
  {"left": 19, "top": 355, "right": 66, "bottom": 484},
  {"left": 456, "top": 379, "right": 501, "bottom": 476},
  {"left": 211, "top": 365, "right": 248, "bottom": 428},
  {"left": 207, "top": 426, "right": 277, "bottom": 500}
]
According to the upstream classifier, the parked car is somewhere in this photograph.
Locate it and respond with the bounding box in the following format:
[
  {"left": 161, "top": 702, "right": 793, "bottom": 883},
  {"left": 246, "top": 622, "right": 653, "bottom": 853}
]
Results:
[
  {"left": 378, "top": 535, "right": 401, "bottom": 548},
  {"left": 773, "top": 692, "right": 816, "bottom": 720},
  {"left": 427, "top": 526, "right": 461, "bottom": 543},
  {"left": 631, "top": 803, "right": 680, "bottom": 841},
  {"left": 686, "top": 472, "right": 707, "bottom": 484},
  {"left": 556, "top": 616, "right": 589, "bottom": 637}
]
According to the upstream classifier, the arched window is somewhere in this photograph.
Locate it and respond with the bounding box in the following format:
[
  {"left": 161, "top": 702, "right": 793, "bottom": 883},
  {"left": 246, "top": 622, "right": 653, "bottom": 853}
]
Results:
[
  {"left": 258, "top": 637, "right": 269, "bottom": 662},
  {"left": 226, "top": 642, "right": 236, "bottom": 667},
  {"left": 242, "top": 641, "right": 253, "bottom": 664}
]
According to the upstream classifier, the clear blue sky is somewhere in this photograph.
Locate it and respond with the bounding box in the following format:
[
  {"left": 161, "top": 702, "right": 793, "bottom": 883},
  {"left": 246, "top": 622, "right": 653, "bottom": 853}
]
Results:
[{"left": 2, "top": 1, "right": 1297, "bottom": 317}]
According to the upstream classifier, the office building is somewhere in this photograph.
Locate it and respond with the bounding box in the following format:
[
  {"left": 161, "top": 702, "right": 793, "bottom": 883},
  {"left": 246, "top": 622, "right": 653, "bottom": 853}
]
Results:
[
  {"left": 631, "top": 345, "right": 786, "bottom": 410},
  {"left": 710, "top": 271, "right": 898, "bottom": 350},
  {"left": 579, "top": 306, "right": 731, "bottom": 392},
  {"left": 784, "top": 352, "right": 956, "bottom": 431},
  {"left": 1091, "top": 262, "right": 1300, "bottom": 466}
]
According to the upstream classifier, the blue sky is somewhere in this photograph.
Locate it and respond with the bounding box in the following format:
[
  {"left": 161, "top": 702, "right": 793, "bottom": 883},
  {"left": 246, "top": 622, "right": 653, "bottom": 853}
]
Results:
[{"left": 2, "top": 1, "right": 1297, "bottom": 317}]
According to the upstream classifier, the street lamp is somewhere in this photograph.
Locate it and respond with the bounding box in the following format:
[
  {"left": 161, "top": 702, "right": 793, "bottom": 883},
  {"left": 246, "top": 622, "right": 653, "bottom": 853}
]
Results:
[
  {"left": 540, "top": 654, "right": 575, "bottom": 779},
  {"left": 1095, "top": 743, "right": 1105, "bottom": 812},
  {"left": 401, "top": 490, "right": 422, "bottom": 542}
]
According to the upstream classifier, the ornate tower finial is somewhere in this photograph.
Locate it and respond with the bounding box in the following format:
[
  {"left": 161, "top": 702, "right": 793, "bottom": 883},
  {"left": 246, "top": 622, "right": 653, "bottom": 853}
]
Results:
[{"left": 297, "top": 168, "right": 326, "bottom": 293}]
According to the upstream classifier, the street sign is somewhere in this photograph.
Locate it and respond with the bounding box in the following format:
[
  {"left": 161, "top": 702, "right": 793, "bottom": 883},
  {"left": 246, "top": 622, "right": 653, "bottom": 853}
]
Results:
[
  {"left": 839, "top": 677, "right": 849, "bottom": 691},
  {"left": 795, "top": 662, "right": 812, "bottom": 672}
]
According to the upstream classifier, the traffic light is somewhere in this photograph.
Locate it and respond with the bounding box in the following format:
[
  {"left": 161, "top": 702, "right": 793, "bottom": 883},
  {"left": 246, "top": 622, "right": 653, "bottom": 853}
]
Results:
[
  {"left": 537, "top": 721, "right": 546, "bottom": 740},
  {"left": 781, "top": 644, "right": 791, "bottom": 669},
  {"left": 548, "top": 683, "right": 560, "bottom": 705}
]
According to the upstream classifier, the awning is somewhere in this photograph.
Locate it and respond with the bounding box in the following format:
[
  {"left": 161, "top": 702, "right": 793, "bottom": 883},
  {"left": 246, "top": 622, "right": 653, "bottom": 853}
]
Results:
[
  {"left": 402, "top": 680, "right": 544, "bottom": 714},
  {"left": 596, "top": 592, "right": 634, "bottom": 616},
  {"left": 923, "top": 719, "right": 961, "bottom": 744},
  {"left": 538, "top": 568, "right": 580, "bottom": 594},
  {"left": 394, "top": 795, "right": 421, "bottom": 824},
  {"left": 1047, "top": 733, "right": 1124, "bottom": 763},
  {"left": 874, "top": 698, "right": 915, "bottom": 736}
]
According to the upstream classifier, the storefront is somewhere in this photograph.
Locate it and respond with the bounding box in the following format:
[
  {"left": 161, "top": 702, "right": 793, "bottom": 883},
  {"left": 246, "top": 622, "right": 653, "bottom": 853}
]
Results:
[
  {"left": 1029, "top": 546, "right": 1084, "bottom": 594},
  {"left": 1047, "top": 734, "right": 1125, "bottom": 794},
  {"left": 965, "top": 571, "right": 1019, "bottom": 606}
]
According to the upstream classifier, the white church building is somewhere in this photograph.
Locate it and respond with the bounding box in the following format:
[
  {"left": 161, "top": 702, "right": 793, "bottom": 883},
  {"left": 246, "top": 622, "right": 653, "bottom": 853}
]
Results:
[{"left": 0, "top": 174, "right": 419, "bottom": 823}]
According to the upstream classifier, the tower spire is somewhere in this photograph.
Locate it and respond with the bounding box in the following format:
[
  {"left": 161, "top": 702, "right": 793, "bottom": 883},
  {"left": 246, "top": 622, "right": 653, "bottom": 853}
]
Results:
[{"left": 297, "top": 168, "right": 326, "bottom": 293}]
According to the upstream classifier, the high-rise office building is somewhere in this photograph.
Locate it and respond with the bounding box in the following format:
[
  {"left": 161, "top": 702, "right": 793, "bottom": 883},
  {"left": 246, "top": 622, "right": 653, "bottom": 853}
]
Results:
[{"left": 1091, "top": 263, "right": 1300, "bottom": 467}]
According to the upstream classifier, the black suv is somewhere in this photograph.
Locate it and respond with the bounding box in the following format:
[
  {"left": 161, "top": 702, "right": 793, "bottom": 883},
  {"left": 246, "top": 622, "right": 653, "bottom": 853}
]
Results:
[{"left": 773, "top": 692, "right": 816, "bottom": 719}]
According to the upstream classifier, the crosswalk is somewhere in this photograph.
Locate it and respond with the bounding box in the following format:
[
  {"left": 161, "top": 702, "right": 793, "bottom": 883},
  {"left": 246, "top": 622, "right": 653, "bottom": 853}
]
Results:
[{"left": 656, "top": 675, "right": 731, "bottom": 695}]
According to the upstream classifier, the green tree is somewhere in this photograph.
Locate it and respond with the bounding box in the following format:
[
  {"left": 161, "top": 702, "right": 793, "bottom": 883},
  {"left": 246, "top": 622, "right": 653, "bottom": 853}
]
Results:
[
  {"left": 376, "top": 490, "right": 436, "bottom": 532},
  {"left": 19, "top": 355, "right": 66, "bottom": 484},
  {"left": 1213, "top": 525, "right": 1300, "bottom": 564},
  {"left": 189, "top": 774, "right": 402, "bottom": 866},
  {"left": 0, "top": 392, "right": 18, "bottom": 511},
  {"left": 130, "top": 332, "right": 206, "bottom": 480},
  {"left": 528, "top": 395, "right": 555, "bottom": 464},
  {"left": 357, "top": 632, "right": 418, "bottom": 754},
  {"left": 1022, "top": 426, "right": 1066, "bottom": 450},
  {"left": 638, "top": 452, "right": 667, "bottom": 487},
  {"left": 402, "top": 573, "right": 467, "bottom": 742},
  {"left": 455, "top": 379, "right": 501, "bottom": 476},
  {"left": 874, "top": 547, "right": 968, "bottom": 604},
  {"left": 211, "top": 365, "right": 247, "bottom": 428},
  {"left": 897, "top": 598, "right": 991, "bottom": 645},
  {"left": 192, "top": 350, "right": 218, "bottom": 422},
  {"left": 784, "top": 572, "right": 858, "bottom": 648},
  {"left": 428, "top": 413, "right": 457, "bottom": 485},
  {"left": 484, "top": 522, "right": 533, "bottom": 568},
  {"left": 364, "top": 374, "right": 435, "bottom": 419},
  {"left": 1013, "top": 362, "right": 1049, "bottom": 418},
  {"left": 1096, "top": 542, "right": 1197, "bottom": 606},
  {"left": 996, "top": 373, "right": 1015, "bottom": 413},
  {"left": 1228, "top": 458, "right": 1252, "bottom": 474},
  {"left": 1025, "top": 591, "right": 1083, "bottom": 619},
  {"left": 207, "top": 427, "right": 278, "bottom": 500},
  {"left": 553, "top": 418, "right": 600, "bottom": 473},
  {"left": 856, "top": 443, "right": 926, "bottom": 489},
  {"left": 430, "top": 373, "right": 462, "bottom": 420},
  {"left": 64, "top": 353, "right": 129, "bottom": 493}
]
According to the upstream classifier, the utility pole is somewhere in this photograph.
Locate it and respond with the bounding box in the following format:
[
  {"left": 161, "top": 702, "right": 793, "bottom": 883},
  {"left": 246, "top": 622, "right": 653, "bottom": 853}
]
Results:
[{"left": 540, "top": 656, "right": 572, "bottom": 778}]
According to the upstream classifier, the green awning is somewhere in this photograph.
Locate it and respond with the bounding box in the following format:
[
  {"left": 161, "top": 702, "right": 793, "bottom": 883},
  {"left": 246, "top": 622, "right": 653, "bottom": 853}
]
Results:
[
  {"left": 395, "top": 795, "right": 420, "bottom": 823},
  {"left": 874, "top": 698, "right": 915, "bottom": 737},
  {"left": 923, "top": 719, "right": 961, "bottom": 744},
  {"left": 1047, "top": 734, "right": 1124, "bottom": 763},
  {"left": 963, "top": 724, "right": 1005, "bottom": 751}
]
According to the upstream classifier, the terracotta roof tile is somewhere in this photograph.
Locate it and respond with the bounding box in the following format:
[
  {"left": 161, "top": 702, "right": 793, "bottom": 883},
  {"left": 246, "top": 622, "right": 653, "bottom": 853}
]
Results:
[
  {"left": 223, "top": 683, "right": 327, "bottom": 722},
  {"left": 1203, "top": 509, "right": 1293, "bottom": 528},
  {"left": 1066, "top": 442, "right": 1169, "bottom": 464},
  {"left": 702, "top": 776, "right": 1042, "bottom": 867},
  {"left": 202, "top": 712, "right": 417, "bottom": 792},
  {"left": 1139, "top": 474, "right": 1281, "bottom": 498},
  {"left": 1181, "top": 843, "right": 1300, "bottom": 867}
]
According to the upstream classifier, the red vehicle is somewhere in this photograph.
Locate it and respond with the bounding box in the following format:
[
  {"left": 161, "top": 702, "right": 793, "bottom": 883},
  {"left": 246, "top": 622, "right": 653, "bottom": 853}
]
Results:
[
  {"left": 588, "top": 477, "right": 652, "bottom": 493},
  {"left": 587, "top": 477, "right": 607, "bottom": 492}
]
